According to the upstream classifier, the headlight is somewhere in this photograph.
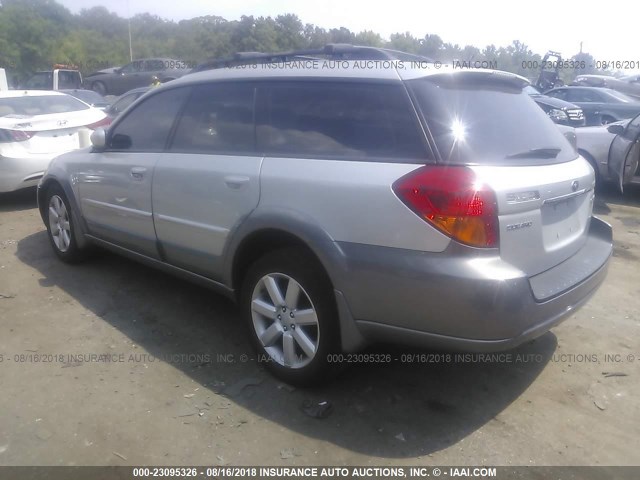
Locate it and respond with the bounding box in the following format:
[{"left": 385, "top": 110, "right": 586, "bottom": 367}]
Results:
[{"left": 548, "top": 108, "right": 569, "bottom": 122}]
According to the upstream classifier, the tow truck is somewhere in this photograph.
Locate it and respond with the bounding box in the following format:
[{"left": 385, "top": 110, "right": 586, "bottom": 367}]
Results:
[
  {"left": 535, "top": 51, "right": 564, "bottom": 91},
  {"left": 21, "top": 64, "right": 82, "bottom": 90}
]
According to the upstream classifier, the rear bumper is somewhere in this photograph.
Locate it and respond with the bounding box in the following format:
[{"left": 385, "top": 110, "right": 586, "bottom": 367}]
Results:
[
  {"left": 335, "top": 216, "right": 612, "bottom": 352},
  {"left": 0, "top": 153, "right": 52, "bottom": 193}
]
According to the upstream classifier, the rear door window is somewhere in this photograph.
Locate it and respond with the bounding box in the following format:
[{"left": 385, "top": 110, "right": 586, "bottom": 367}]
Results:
[
  {"left": 170, "top": 83, "right": 255, "bottom": 154},
  {"left": 408, "top": 75, "right": 577, "bottom": 165},
  {"left": 546, "top": 89, "right": 568, "bottom": 100},
  {"left": 567, "top": 89, "right": 603, "bottom": 103},
  {"left": 256, "top": 81, "right": 429, "bottom": 161}
]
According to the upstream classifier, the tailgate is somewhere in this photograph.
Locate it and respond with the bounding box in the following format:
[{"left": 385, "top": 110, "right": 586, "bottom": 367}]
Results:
[{"left": 472, "top": 157, "right": 595, "bottom": 276}]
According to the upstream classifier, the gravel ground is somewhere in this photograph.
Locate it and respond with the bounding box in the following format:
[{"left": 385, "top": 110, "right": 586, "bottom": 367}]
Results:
[{"left": 0, "top": 184, "right": 639, "bottom": 466}]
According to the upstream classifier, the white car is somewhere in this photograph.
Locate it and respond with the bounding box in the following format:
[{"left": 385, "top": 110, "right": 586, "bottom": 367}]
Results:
[{"left": 0, "top": 90, "right": 109, "bottom": 193}]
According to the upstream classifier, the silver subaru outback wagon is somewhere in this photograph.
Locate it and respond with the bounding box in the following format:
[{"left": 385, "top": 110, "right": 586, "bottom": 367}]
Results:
[{"left": 38, "top": 48, "right": 613, "bottom": 385}]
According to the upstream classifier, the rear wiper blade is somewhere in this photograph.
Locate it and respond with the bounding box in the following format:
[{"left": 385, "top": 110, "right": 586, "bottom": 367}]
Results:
[{"left": 505, "top": 147, "right": 561, "bottom": 159}]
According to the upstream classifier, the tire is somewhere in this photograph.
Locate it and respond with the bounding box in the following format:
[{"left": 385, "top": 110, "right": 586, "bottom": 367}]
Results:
[
  {"left": 44, "top": 184, "right": 87, "bottom": 263},
  {"left": 241, "top": 248, "right": 341, "bottom": 386},
  {"left": 91, "top": 81, "right": 107, "bottom": 96},
  {"left": 601, "top": 115, "right": 616, "bottom": 125}
]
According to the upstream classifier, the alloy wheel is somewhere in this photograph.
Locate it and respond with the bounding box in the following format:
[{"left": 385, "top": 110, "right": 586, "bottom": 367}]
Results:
[
  {"left": 48, "top": 195, "right": 71, "bottom": 253},
  {"left": 251, "top": 273, "right": 320, "bottom": 368}
]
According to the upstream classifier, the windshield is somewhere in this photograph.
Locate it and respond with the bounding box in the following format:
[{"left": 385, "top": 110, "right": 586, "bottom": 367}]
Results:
[
  {"left": 0, "top": 94, "right": 90, "bottom": 116},
  {"left": 408, "top": 76, "right": 576, "bottom": 165}
]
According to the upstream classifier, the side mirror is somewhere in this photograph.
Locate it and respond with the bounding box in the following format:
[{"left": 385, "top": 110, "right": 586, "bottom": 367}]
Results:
[
  {"left": 90, "top": 127, "right": 106, "bottom": 149},
  {"left": 607, "top": 124, "right": 625, "bottom": 135},
  {"left": 110, "top": 133, "right": 132, "bottom": 150}
]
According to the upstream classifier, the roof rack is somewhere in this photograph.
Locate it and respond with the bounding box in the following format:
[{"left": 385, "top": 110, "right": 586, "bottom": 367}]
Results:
[{"left": 194, "top": 44, "right": 433, "bottom": 72}]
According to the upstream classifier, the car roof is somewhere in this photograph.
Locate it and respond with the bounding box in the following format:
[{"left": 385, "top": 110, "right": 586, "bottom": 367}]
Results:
[
  {"left": 0, "top": 90, "right": 66, "bottom": 98},
  {"left": 170, "top": 61, "right": 528, "bottom": 86},
  {"left": 120, "top": 87, "right": 151, "bottom": 96}
]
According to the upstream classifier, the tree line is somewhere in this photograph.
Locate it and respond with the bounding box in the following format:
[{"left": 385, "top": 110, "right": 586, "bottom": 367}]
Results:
[{"left": 0, "top": 0, "right": 609, "bottom": 85}]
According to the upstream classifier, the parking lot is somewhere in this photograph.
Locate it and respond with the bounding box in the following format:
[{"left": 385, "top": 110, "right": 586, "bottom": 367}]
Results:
[{"left": 0, "top": 184, "right": 639, "bottom": 466}]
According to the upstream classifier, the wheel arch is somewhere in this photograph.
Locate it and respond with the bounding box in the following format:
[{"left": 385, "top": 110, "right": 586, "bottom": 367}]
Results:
[
  {"left": 224, "top": 209, "right": 367, "bottom": 352},
  {"left": 578, "top": 148, "right": 602, "bottom": 186},
  {"left": 225, "top": 210, "right": 347, "bottom": 294}
]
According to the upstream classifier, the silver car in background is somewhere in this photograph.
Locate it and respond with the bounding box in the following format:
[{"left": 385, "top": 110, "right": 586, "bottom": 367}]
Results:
[
  {"left": 37, "top": 47, "right": 612, "bottom": 385},
  {"left": 574, "top": 113, "right": 640, "bottom": 192}
]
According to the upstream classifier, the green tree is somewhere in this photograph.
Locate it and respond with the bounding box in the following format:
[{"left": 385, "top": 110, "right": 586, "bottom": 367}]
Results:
[
  {"left": 304, "top": 24, "right": 331, "bottom": 48},
  {"left": 354, "top": 30, "right": 383, "bottom": 47},
  {"left": 387, "top": 32, "right": 420, "bottom": 53},
  {"left": 0, "top": 0, "right": 613, "bottom": 84},
  {"left": 274, "top": 14, "right": 306, "bottom": 50},
  {"left": 419, "top": 34, "right": 443, "bottom": 59}
]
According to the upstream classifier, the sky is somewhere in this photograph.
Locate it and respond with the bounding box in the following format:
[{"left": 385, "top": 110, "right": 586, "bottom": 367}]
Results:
[{"left": 57, "top": 0, "right": 637, "bottom": 65}]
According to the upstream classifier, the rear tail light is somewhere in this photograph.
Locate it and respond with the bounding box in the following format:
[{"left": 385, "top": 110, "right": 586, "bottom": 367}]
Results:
[
  {"left": 392, "top": 166, "right": 499, "bottom": 248},
  {"left": 0, "top": 129, "right": 36, "bottom": 143},
  {"left": 86, "top": 116, "right": 111, "bottom": 130}
]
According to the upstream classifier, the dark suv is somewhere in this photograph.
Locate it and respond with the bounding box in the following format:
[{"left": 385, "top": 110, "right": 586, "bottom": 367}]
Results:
[
  {"left": 525, "top": 86, "right": 585, "bottom": 127},
  {"left": 84, "top": 58, "right": 192, "bottom": 96}
]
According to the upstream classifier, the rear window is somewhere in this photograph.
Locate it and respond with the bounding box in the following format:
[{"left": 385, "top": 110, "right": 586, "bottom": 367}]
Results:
[
  {"left": 63, "top": 90, "right": 108, "bottom": 107},
  {"left": 256, "top": 82, "right": 429, "bottom": 161},
  {"left": 408, "top": 76, "right": 577, "bottom": 165},
  {"left": 0, "top": 94, "right": 89, "bottom": 116}
]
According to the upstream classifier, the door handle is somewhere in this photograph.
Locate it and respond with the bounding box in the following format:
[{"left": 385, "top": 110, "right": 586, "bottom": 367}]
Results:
[
  {"left": 130, "top": 167, "right": 147, "bottom": 180},
  {"left": 224, "top": 175, "right": 250, "bottom": 189}
]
